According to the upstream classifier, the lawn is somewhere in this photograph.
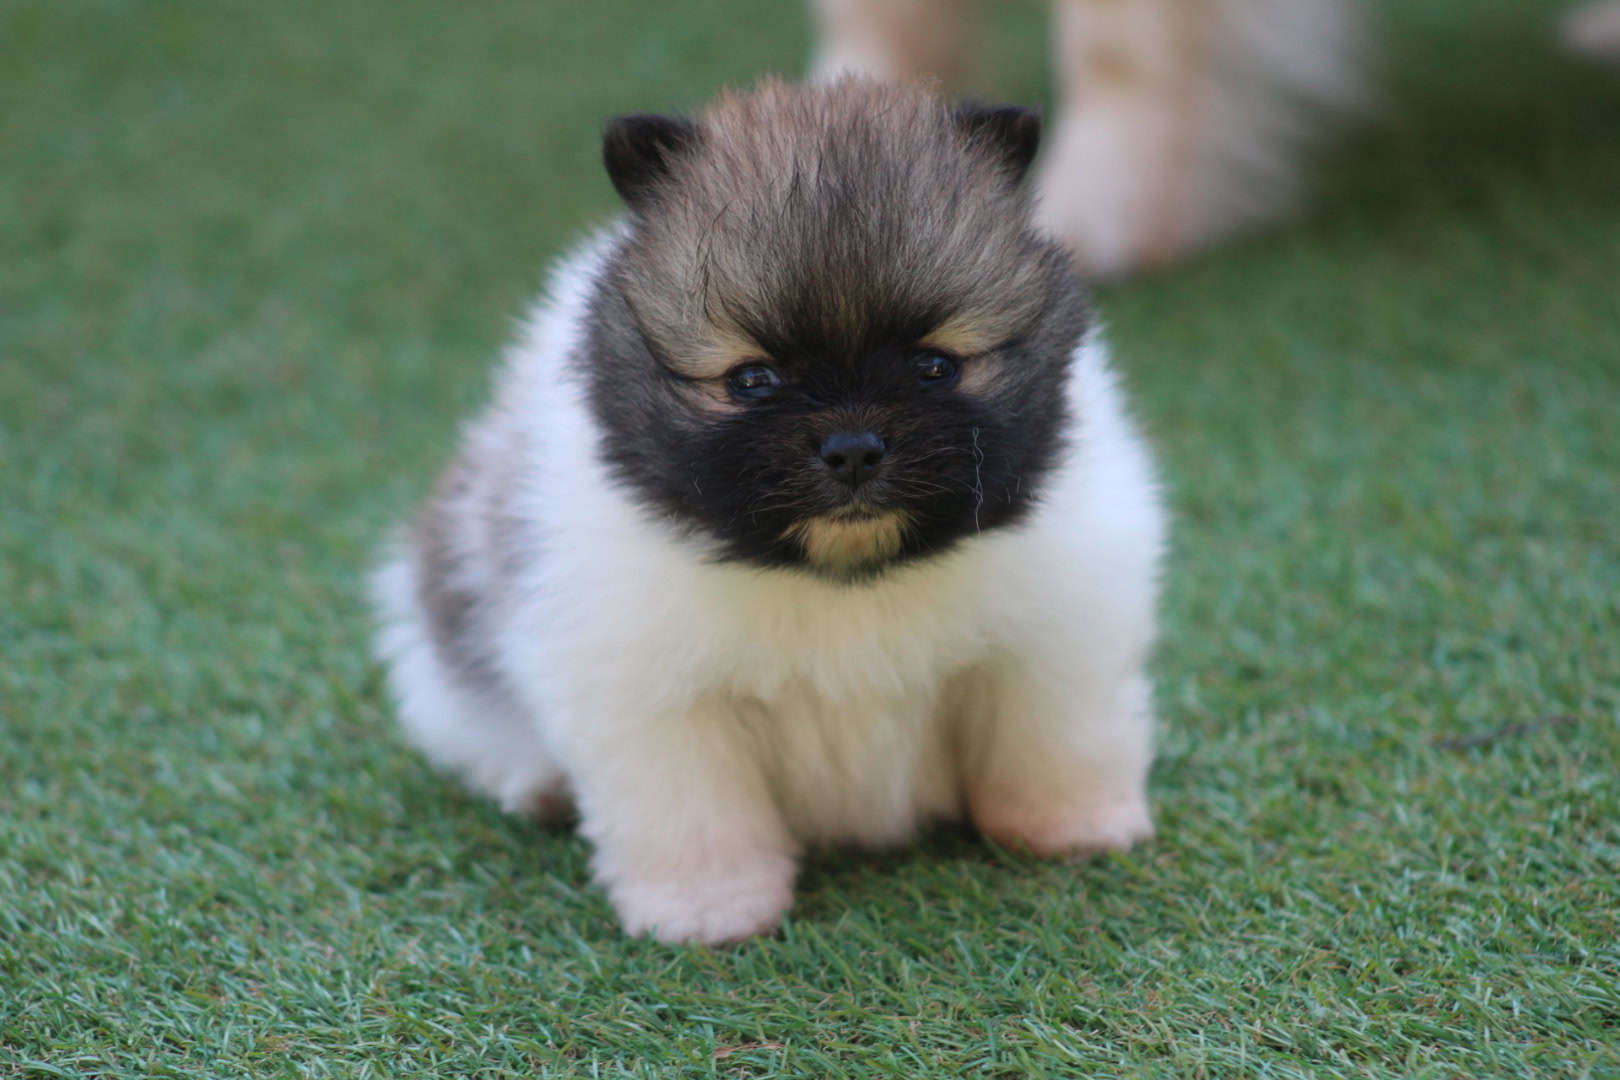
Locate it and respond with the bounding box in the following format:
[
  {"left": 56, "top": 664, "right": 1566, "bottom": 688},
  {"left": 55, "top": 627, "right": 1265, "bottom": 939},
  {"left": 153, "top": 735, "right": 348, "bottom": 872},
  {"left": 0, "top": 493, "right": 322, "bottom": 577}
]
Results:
[{"left": 3, "top": 0, "right": 1618, "bottom": 1076}]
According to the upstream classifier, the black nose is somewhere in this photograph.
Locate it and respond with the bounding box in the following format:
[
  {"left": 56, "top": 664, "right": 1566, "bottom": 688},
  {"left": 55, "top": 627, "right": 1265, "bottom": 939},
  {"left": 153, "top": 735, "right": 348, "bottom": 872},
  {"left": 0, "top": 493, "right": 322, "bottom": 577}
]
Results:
[{"left": 819, "top": 431, "right": 887, "bottom": 489}]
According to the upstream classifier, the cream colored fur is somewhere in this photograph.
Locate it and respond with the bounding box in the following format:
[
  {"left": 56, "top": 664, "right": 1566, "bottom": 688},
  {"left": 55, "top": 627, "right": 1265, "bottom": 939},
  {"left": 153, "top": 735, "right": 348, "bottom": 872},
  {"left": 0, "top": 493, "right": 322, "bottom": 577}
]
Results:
[
  {"left": 1566, "top": 1, "right": 1620, "bottom": 58},
  {"left": 1039, "top": 0, "right": 1361, "bottom": 277},
  {"left": 815, "top": 0, "right": 1620, "bottom": 277},
  {"left": 814, "top": 0, "right": 1361, "bottom": 277},
  {"left": 373, "top": 231, "right": 1166, "bottom": 944},
  {"left": 811, "top": 0, "right": 969, "bottom": 83}
]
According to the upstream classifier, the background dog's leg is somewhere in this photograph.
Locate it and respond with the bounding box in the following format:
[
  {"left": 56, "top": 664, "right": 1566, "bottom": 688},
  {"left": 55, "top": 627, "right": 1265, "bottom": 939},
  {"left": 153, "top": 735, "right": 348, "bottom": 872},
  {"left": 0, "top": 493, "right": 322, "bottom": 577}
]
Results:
[
  {"left": 1565, "top": 1, "right": 1620, "bottom": 58},
  {"left": 1037, "top": 0, "right": 1361, "bottom": 278},
  {"left": 810, "top": 0, "right": 970, "bottom": 84}
]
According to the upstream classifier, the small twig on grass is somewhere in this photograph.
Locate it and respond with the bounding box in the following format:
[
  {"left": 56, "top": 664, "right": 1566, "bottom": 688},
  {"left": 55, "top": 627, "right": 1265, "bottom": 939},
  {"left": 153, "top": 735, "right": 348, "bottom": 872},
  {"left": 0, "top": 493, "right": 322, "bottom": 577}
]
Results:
[{"left": 1432, "top": 714, "right": 1579, "bottom": 751}]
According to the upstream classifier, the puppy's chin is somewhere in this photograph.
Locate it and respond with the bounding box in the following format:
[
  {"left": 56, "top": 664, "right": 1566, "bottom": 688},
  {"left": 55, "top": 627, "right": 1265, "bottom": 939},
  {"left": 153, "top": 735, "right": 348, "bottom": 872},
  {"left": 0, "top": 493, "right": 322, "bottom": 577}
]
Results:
[{"left": 785, "top": 511, "right": 911, "bottom": 579}]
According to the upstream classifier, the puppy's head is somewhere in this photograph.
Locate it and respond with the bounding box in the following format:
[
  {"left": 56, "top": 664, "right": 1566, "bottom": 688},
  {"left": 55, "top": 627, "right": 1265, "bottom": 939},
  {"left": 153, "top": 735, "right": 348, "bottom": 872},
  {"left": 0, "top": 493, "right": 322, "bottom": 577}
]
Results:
[{"left": 586, "top": 78, "right": 1087, "bottom": 577}]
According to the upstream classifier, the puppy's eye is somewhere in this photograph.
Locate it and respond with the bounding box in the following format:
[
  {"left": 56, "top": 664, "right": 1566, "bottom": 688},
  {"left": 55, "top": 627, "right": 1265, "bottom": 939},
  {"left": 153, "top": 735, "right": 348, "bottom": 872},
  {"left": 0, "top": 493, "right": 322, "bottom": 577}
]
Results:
[
  {"left": 726, "top": 362, "right": 783, "bottom": 400},
  {"left": 913, "top": 350, "right": 959, "bottom": 386}
]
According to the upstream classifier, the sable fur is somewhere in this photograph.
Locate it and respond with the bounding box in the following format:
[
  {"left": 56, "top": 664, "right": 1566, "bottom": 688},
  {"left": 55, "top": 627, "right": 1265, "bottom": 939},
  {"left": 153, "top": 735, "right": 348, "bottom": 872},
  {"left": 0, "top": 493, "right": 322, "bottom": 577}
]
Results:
[
  {"left": 373, "top": 79, "right": 1167, "bottom": 944},
  {"left": 590, "top": 82, "right": 1084, "bottom": 570}
]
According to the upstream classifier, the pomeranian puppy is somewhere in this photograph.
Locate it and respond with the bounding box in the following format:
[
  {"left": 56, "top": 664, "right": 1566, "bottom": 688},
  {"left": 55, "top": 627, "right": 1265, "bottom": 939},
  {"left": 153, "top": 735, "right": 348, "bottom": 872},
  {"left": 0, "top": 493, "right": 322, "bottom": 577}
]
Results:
[{"left": 373, "top": 78, "right": 1166, "bottom": 945}]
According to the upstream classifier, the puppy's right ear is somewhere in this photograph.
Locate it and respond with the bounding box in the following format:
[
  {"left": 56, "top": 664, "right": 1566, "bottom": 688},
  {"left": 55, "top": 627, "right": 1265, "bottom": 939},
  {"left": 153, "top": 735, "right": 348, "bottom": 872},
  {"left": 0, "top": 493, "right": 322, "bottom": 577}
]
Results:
[
  {"left": 953, "top": 103, "right": 1041, "bottom": 184},
  {"left": 603, "top": 114, "right": 699, "bottom": 207}
]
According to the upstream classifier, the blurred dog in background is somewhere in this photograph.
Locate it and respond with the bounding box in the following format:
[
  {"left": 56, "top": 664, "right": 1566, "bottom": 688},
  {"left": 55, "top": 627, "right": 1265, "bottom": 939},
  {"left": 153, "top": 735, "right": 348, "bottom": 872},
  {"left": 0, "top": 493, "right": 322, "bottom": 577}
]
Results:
[{"left": 812, "top": 0, "right": 1620, "bottom": 279}]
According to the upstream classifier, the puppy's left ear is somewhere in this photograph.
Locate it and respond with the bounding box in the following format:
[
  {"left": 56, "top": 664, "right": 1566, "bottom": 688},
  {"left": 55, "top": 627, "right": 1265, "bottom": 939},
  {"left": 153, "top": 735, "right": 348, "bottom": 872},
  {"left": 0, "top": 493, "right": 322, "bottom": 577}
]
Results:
[
  {"left": 603, "top": 114, "right": 700, "bottom": 207},
  {"left": 954, "top": 103, "right": 1041, "bottom": 183}
]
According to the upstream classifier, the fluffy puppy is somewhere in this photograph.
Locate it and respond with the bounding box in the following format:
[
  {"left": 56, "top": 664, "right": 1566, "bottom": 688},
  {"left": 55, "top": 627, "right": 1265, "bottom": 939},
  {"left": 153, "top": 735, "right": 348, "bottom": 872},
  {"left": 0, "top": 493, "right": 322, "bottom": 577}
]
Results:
[{"left": 373, "top": 78, "right": 1166, "bottom": 945}]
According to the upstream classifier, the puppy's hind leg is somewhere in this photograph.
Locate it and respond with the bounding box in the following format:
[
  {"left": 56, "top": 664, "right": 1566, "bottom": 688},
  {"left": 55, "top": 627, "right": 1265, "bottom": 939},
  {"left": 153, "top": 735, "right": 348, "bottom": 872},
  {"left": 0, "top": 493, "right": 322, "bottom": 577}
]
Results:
[{"left": 371, "top": 552, "right": 570, "bottom": 821}]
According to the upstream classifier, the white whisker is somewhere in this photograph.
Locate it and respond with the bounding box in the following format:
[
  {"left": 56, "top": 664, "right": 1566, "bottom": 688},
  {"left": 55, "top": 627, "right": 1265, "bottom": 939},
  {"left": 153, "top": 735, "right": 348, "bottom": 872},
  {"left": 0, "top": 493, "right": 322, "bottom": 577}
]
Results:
[{"left": 970, "top": 426, "right": 984, "bottom": 532}]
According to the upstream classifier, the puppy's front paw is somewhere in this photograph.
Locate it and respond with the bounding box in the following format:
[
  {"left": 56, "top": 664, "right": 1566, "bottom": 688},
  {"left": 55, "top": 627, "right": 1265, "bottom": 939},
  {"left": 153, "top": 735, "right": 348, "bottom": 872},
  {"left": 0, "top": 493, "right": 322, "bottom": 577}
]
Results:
[
  {"left": 974, "top": 794, "right": 1155, "bottom": 860},
  {"left": 608, "top": 858, "right": 796, "bottom": 945}
]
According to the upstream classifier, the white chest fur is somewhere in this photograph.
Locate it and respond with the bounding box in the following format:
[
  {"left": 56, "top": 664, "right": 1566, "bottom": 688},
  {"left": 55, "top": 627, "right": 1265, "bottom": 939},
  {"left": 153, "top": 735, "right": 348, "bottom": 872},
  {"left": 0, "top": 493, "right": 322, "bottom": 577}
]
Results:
[{"left": 374, "top": 230, "right": 1165, "bottom": 943}]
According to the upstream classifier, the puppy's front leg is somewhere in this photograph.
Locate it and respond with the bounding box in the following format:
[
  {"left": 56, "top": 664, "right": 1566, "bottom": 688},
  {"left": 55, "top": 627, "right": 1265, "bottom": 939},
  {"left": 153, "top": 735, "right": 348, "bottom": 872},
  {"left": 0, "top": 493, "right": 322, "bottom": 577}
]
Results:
[
  {"left": 564, "top": 694, "right": 798, "bottom": 945},
  {"left": 963, "top": 656, "right": 1156, "bottom": 859}
]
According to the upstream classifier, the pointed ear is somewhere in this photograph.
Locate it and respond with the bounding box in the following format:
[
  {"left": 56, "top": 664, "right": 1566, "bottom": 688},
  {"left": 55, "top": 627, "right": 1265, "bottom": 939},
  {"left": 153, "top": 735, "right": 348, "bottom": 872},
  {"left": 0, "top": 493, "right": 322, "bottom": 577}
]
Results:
[
  {"left": 953, "top": 103, "right": 1041, "bottom": 182},
  {"left": 603, "top": 114, "right": 700, "bottom": 206}
]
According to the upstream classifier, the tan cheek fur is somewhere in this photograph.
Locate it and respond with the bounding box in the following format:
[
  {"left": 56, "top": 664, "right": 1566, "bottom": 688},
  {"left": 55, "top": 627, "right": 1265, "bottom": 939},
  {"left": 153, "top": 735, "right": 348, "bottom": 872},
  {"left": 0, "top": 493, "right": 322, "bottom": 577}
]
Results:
[
  {"left": 657, "top": 327, "right": 760, "bottom": 414},
  {"left": 920, "top": 319, "right": 1013, "bottom": 398},
  {"left": 677, "top": 326, "right": 765, "bottom": 381},
  {"left": 953, "top": 356, "right": 1004, "bottom": 396},
  {"left": 787, "top": 513, "right": 910, "bottom": 570},
  {"left": 672, "top": 383, "right": 746, "bottom": 416},
  {"left": 663, "top": 302, "right": 1026, "bottom": 409},
  {"left": 919, "top": 315, "right": 1006, "bottom": 360}
]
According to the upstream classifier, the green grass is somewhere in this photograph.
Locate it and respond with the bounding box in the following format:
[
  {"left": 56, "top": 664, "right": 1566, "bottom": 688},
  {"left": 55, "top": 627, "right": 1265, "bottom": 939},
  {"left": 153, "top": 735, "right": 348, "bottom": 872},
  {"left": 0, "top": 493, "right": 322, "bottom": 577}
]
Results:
[{"left": 4, "top": 0, "right": 1618, "bottom": 1076}]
